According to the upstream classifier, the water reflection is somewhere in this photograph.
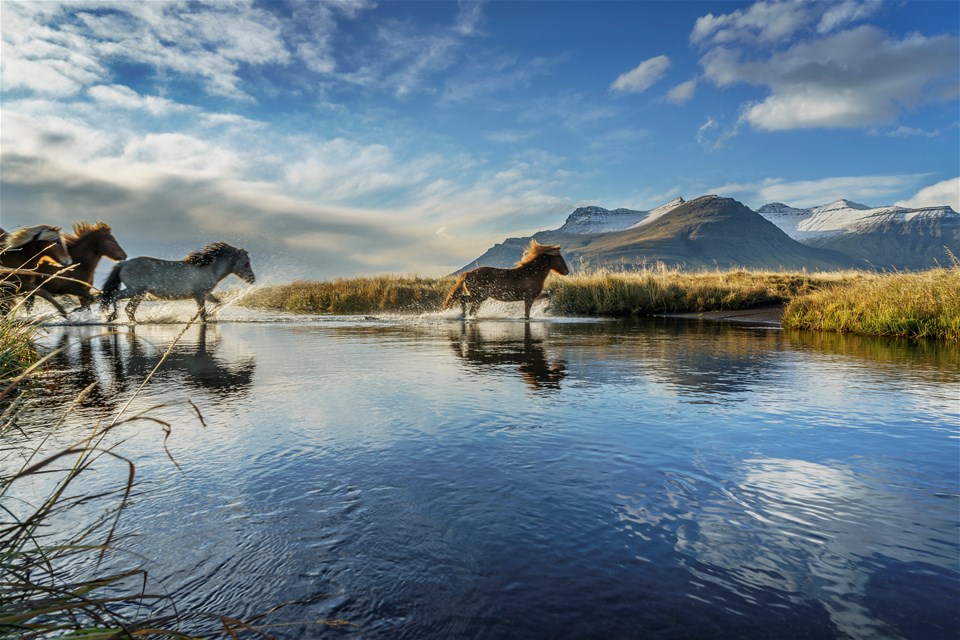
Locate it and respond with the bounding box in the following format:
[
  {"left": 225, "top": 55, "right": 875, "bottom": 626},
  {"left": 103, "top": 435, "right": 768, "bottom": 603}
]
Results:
[
  {"left": 449, "top": 322, "right": 567, "bottom": 392},
  {"left": 616, "top": 455, "right": 958, "bottom": 639},
  {"left": 43, "top": 323, "right": 255, "bottom": 403}
]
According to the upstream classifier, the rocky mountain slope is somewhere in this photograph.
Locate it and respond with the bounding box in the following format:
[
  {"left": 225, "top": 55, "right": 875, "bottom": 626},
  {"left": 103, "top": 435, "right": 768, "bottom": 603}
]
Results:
[
  {"left": 757, "top": 199, "right": 959, "bottom": 269},
  {"left": 460, "top": 195, "right": 859, "bottom": 273}
]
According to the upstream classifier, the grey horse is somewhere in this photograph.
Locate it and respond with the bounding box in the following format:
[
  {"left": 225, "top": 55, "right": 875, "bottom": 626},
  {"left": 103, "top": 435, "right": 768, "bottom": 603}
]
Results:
[{"left": 99, "top": 242, "right": 255, "bottom": 323}]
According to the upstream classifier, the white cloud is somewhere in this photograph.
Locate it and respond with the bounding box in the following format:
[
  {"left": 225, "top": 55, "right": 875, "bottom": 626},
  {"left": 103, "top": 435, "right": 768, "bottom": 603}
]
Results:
[
  {"left": 610, "top": 55, "right": 671, "bottom": 94},
  {"left": 691, "top": 0, "right": 811, "bottom": 47},
  {"left": 666, "top": 78, "right": 697, "bottom": 104},
  {"left": 1, "top": 1, "right": 293, "bottom": 101},
  {"left": 896, "top": 177, "right": 960, "bottom": 211},
  {"left": 695, "top": 116, "right": 738, "bottom": 151},
  {"left": 700, "top": 25, "right": 960, "bottom": 130},
  {"left": 88, "top": 84, "right": 191, "bottom": 116},
  {"left": 816, "top": 0, "right": 882, "bottom": 34},
  {"left": 874, "top": 125, "right": 940, "bottom": 138},
  {"left": 710, "top": 174, "right": 931, "bottom": 209}
]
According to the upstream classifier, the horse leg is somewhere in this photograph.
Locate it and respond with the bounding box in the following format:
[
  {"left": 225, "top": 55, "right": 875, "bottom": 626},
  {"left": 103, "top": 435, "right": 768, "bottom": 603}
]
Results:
[
  {"left": 195, "top": 295, "right": 208, "bottom": 323},
  {"left": 524, "top": 297, "right": 533, "bottom": 321},
  {"left": 469, "top": 300, "right": 483, "bottom": 317},
  {"left": 125, "top": 295, "right": 144, "bottom": 323},
  {"left": 35, "top": 290, "right": 68, "bottom": 317}
]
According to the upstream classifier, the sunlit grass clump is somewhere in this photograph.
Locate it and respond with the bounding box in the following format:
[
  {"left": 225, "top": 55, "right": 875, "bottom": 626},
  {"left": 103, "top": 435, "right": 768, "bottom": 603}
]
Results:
[
  {"left": 242, "top": 275, "right": 455, "bottom": 315},
  {"left": 547, "top": 265, "right": 844, "bottom": 316},
  {"left": 0, "top": 312, "right": 36, "bottom": 380},
  {"left": 783, "top": 265, "right": 960, "bottom": 341},
  {"left": 240, "top": 264, "right": 960, "bottom": 341}
]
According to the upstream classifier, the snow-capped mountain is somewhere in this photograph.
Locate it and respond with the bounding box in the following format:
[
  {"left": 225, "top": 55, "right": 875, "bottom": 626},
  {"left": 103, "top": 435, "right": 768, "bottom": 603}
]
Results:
[
  {"left": 757, "top": 199, "right": 956, "bottom": 241},
  {"left": 459, "top": 194, "right": 957, "bottom": 274},
  {"left": 557, "top": 197, "right": 685, "bottom": 234},
  {"left": 757, "top": 199, "right": 959, "bottom": 269}
]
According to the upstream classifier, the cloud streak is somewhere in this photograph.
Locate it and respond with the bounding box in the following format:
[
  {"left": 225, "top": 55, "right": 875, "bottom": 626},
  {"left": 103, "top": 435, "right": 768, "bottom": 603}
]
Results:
[{"left": 610, "top": 55, "right": 671, "bottom": 94}]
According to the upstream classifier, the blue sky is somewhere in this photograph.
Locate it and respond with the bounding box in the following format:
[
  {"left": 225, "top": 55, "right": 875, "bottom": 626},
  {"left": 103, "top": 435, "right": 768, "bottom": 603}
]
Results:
[{"left": 2, "top": 0, "right": 958, "bottom": 280}]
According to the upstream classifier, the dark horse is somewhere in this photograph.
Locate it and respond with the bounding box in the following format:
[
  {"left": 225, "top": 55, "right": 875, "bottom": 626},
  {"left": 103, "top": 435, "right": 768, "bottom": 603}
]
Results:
[
  {"left": 0, "top": 225, "right": 72, "bottom": 314},
  {"left": 100, "top": 242, "right": 255, "bottom": 323},
  {"left": 443, "top": 240, "right": 569, "bottom": 320},
  {"left": 27, "top": 221, "right": 128, "bottom": 315}
]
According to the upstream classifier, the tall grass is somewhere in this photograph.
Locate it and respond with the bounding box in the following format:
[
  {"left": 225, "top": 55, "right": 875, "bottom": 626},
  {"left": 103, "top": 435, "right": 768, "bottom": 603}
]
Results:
[
  {"left": 242, "top": 275, "right": 454, "bottom": 315},
  {"left": 783, "top": 264, "right": 960, "bottom": 340},
  {"left": 241, "top": 264, "right": 960, "bottom": 341},
  {"left": 547, "top": 265, "right": 842, "bottom": 316}
]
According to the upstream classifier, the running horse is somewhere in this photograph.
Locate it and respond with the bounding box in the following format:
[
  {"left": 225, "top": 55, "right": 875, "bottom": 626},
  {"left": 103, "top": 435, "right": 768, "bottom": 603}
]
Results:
[
  {"left": 0, "top": 225, "right": 72, "bottom": 314},
  {"left": 100, "top": 242, "right": 255, "bottom": 323},
  {"left": 28, "top": 221, "right": 128, "bottom": 314},
  {"left": 443, "top": 240, "right": 569, "bottom": 320}
]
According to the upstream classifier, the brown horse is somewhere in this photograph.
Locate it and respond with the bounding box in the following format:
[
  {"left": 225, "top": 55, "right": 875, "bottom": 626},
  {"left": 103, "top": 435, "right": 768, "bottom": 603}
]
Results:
[
  {"left": 443, "top": 240, "right": 569, "bottom": 320},
  {"left": 0, "top": 225, "right": 72, "bottom": 314},
  {"left": 28, "top": 221, "right": 127, "bottom": 314}
]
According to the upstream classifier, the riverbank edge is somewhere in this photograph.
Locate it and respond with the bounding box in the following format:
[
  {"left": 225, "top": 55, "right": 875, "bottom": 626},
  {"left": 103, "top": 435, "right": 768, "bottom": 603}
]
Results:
[{"left": 661, "top": 304, "right": 785, "bottom": 326}]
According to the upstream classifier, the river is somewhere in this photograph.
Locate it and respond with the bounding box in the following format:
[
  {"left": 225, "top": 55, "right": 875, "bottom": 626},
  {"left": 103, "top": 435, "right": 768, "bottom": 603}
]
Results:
[{"left": 9, "top": 307, "right": 960, "bottom": 639}]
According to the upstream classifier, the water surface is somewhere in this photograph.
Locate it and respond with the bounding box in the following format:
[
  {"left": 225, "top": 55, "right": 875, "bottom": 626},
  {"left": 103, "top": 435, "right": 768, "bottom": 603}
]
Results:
[{"left": 12, "top": 312, "right": 960, "bottom": 639}]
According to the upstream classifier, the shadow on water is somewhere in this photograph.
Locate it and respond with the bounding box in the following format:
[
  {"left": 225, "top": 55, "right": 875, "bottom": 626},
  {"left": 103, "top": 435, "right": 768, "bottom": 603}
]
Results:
[{"left": 449, "top": 321, "right": 567, "bottom": 392}]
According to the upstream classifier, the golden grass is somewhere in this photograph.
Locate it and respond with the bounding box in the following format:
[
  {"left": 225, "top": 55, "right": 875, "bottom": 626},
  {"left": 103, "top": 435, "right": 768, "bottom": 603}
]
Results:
[
  {"left": 783, "top": 265, "right": 960, "bottom": 341},
  {"left": 547, "top": 265, "right": 845, "bottom": 316},
  {"left": 241, "top": 264, "right": 960, "bottom": 341},
  {"left": 242, "top": 275, "right": 455, "bottom": 315}
]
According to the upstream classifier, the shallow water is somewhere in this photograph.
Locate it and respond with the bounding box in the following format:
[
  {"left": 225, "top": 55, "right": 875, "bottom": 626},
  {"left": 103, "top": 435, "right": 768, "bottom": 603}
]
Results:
[{"left": 9, "top": 307, "right": 960, "bottom": 639}]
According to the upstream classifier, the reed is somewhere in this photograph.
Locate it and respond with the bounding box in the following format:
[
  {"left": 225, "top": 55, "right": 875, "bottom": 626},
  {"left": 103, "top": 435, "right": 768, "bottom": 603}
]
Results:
[
  {"left": 782, "top": 265, "right": 960, "bottom": 340},
  {"left": 241, "top": 264, "right": 959, "bottom": 341},
  {"left": 242, "top": 275, "right": 455, "bottom": 315},
  {"left": 546, "top": 264, "right": 844, "bottom": 316}
]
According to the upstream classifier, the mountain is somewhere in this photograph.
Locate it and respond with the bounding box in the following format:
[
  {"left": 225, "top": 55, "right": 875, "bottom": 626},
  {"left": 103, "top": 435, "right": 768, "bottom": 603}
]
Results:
[
  {"left": 556, "top": 197, "right": 685, "bottom": 234},
  {"left": 758, "top": 200, "right": 959, "bottom": 269},
  {"left": 460, "top": 195, "right": 859, "bottom": 273}
]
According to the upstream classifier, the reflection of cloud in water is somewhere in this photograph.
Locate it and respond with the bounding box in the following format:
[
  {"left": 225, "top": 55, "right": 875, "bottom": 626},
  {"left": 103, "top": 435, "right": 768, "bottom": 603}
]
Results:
[{"left": 616, "top": 456, "right": 958, "bottom": 639}]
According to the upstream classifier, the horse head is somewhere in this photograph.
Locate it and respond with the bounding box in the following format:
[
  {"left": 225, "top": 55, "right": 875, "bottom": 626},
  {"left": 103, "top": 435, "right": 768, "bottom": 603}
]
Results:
[
  {"left": 230, "top": 247, "right": 256, "bottom": 284},
  {"left": 548, "top": 250, "right": 569, "bottom": 276},
  {"left": 4, "top": 225, "right": 72, "bottom": 267},
  {"left": 521, "top": 241, "right": 568, "bottom": 276},
  {"left": 73, "top": 221, "right": 127, "bottom": 262}
]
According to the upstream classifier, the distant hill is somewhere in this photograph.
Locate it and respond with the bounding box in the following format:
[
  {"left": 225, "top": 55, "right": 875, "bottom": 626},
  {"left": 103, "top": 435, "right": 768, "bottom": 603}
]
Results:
[
  {"left": 757, "top": 199, "right": 959, "bottom": 269},
  {"left": 459, "top": 195, "right": 859, "bottom": 273}
]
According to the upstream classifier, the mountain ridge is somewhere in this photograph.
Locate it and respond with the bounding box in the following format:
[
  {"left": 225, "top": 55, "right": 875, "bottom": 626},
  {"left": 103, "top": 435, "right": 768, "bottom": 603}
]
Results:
[{"left": 458, "top": 194, "right": 958, "bottom": 273}]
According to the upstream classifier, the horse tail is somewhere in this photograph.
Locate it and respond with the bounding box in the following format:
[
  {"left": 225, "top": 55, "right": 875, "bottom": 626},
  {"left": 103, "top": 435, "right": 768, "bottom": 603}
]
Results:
[
  {"left": 442, "top": 274, "right": 469, "bottom": 310},
  {"left": 98, "top": 261, "right": 124, "bottom": 309}
]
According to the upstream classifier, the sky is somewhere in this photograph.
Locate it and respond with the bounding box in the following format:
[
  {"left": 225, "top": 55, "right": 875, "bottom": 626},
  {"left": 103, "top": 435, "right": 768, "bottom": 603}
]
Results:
[{"left": 2, "top": 0, "right": 958, "bottom": 282}]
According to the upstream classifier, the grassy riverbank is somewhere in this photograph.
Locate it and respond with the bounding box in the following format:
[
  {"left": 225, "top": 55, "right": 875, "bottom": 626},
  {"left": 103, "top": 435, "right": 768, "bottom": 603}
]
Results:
[{"left": 241, "top": 265, "right": 960, "bottom": 341}]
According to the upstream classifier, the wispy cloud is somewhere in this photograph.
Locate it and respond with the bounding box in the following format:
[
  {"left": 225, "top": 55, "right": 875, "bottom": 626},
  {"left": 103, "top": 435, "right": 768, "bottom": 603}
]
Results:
[
  {"left": 665, "top": 78, "right": 697, "bottom": 104},
  {"left": 896, "top": 177, "right": 959, "bottom": 211},
  {"left": 709, "top": 174, "right": 932, "bottom": 209},
  {"left": 610, "top": 55, "right": 671, "bottom": 94}
]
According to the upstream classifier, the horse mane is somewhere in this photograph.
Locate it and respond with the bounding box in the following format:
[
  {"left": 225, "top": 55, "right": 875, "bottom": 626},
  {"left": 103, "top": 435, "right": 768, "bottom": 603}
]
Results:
[
  {"left": 515, "top": 240, "right": 562, "bottom": 267},
  {"left": 66, "top": 221, "right": 111, "bottom": 244},
  {"left": 184, "top": 242, "right": 237, "bottom": 266},
  {"left": 4, "top": 225, "right": 62, "bottom": 250}
]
